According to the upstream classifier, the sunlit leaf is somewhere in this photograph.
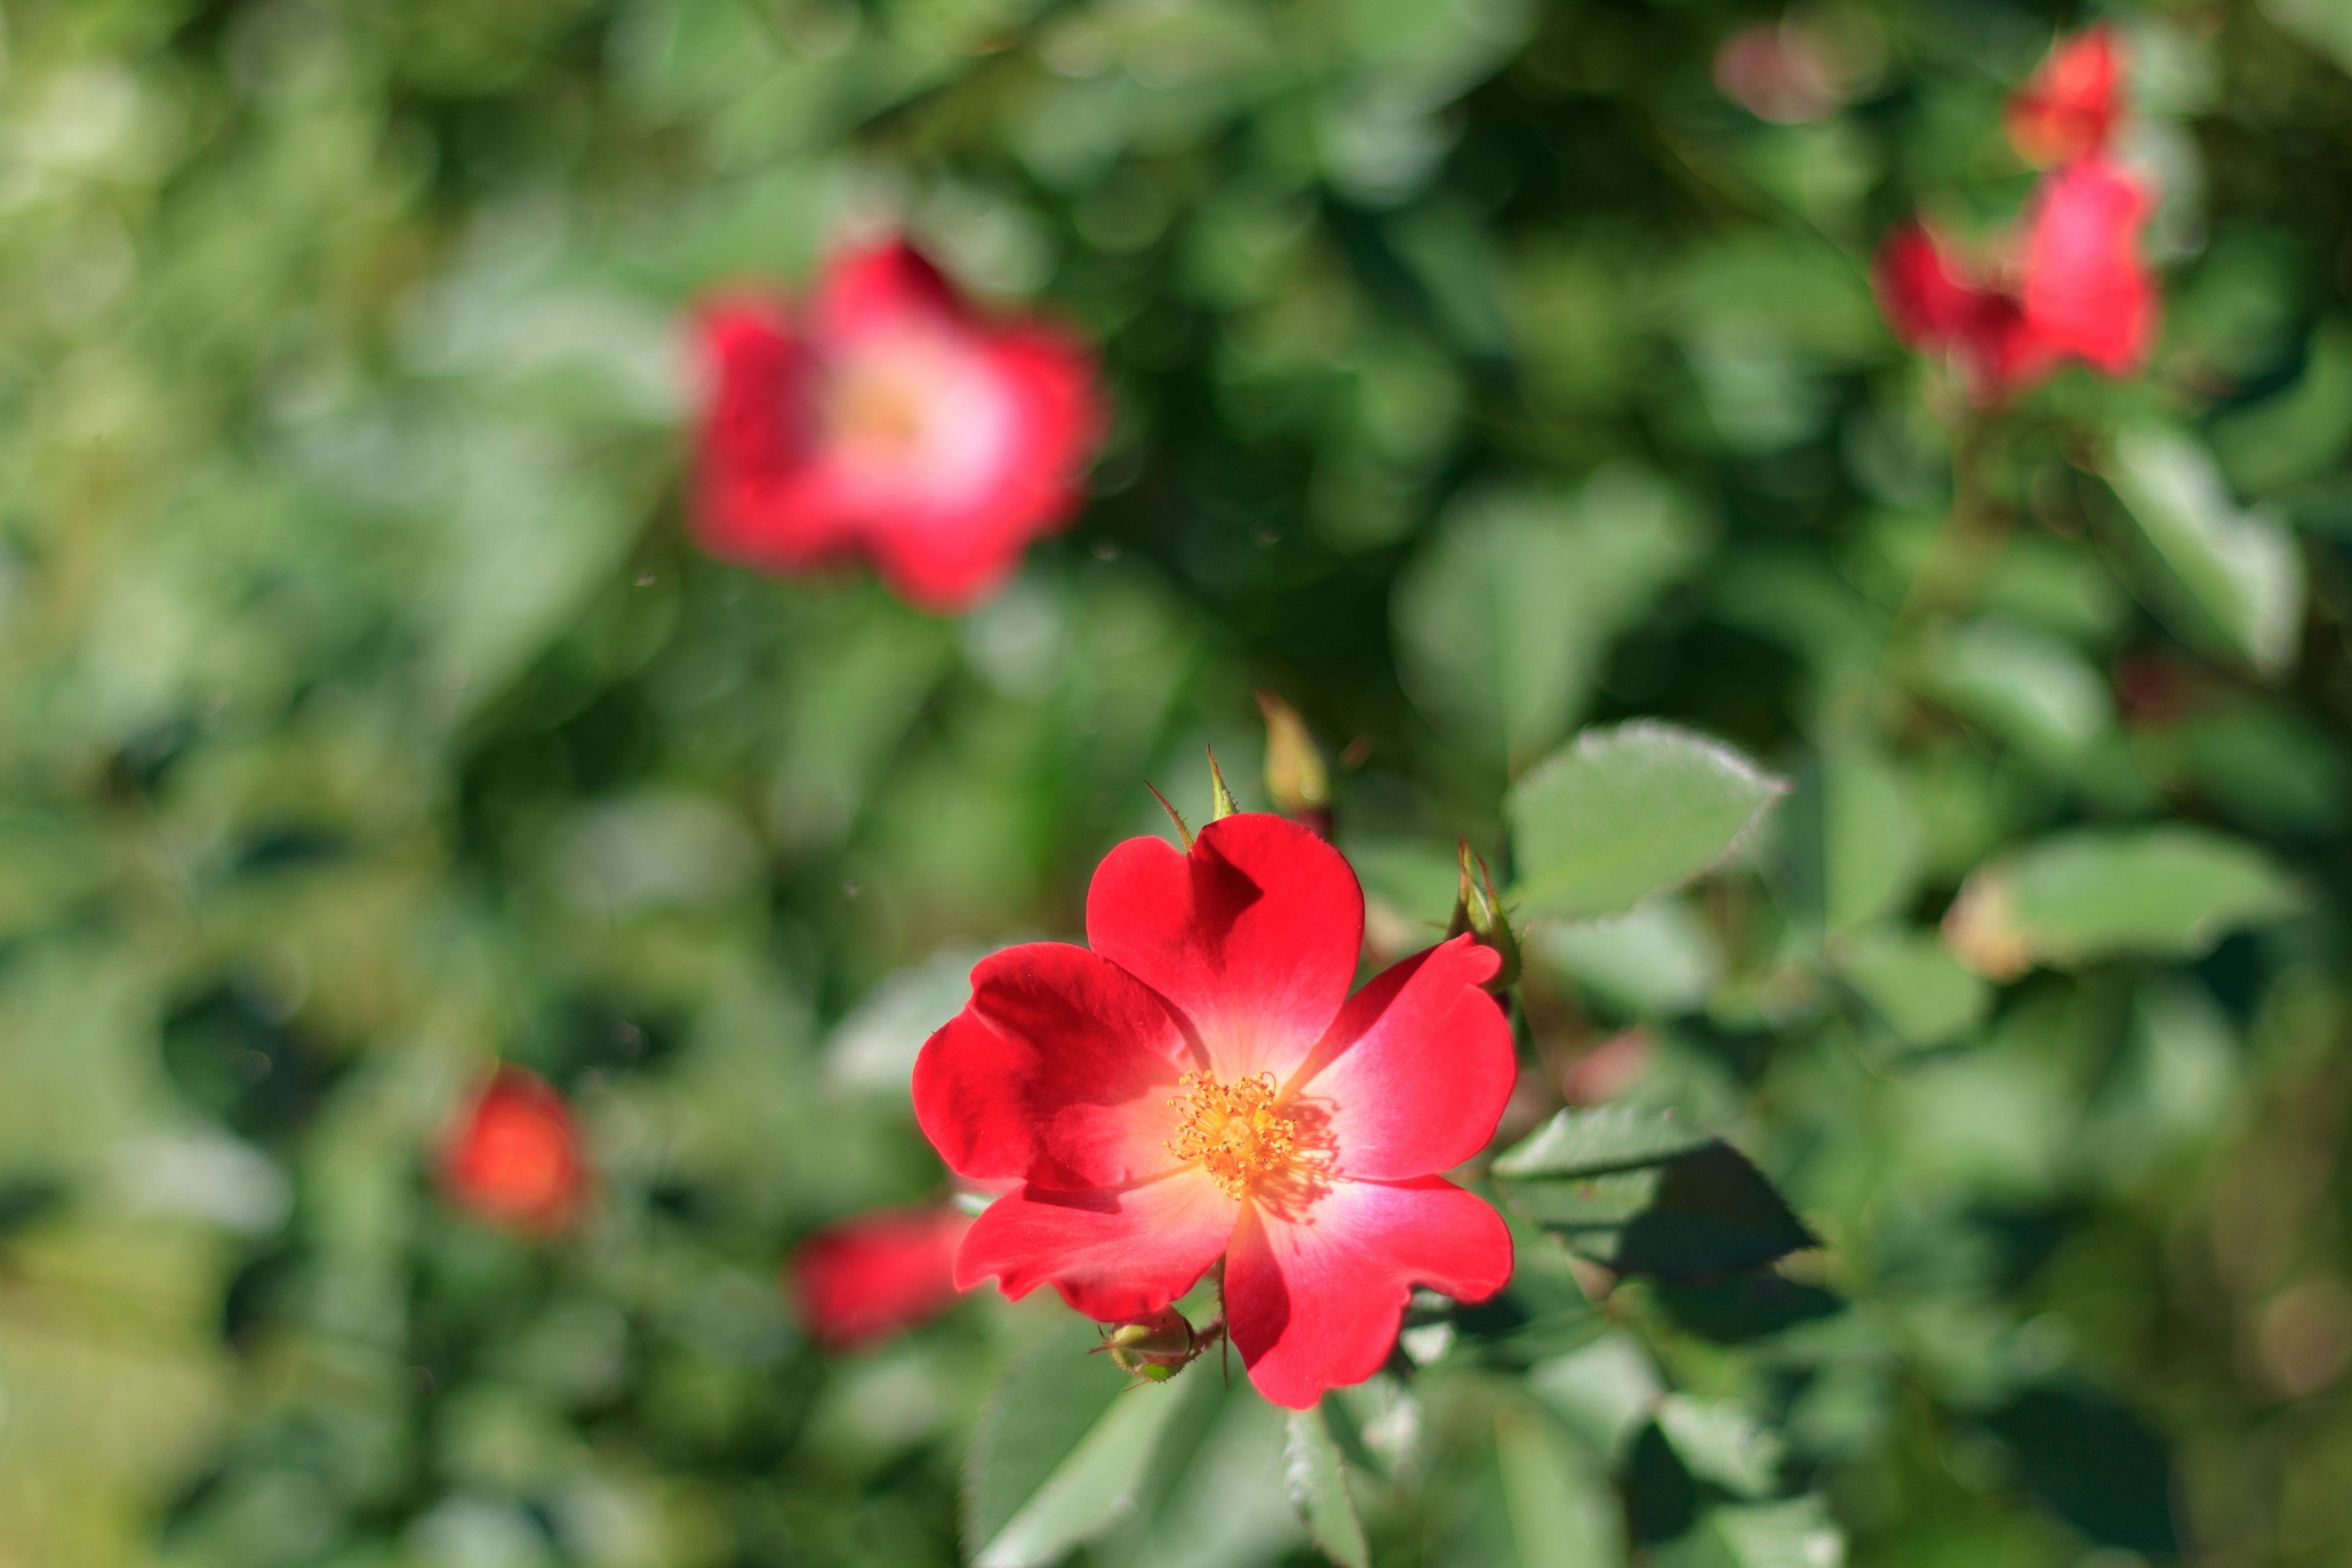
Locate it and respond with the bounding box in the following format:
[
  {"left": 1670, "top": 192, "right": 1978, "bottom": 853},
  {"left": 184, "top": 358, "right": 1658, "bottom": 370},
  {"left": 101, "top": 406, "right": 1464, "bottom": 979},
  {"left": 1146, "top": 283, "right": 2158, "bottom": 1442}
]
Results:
[
  {"left": 2106, "top": 425, "right": 2305, "bottom": 680},
  {"left": 1283, "top": 1403, "right": 1368, "bottom": 1568},
  {"left": 1508, "top": 724, "right": 1785, "bottom": 922},
  {"left": 967, "top": 1317, "right": 1193, "bottom": 1568},
  {"left": 1496, "top": 1403, "right": 1627, "bottom": 1568},
  {"left": 1943, "top": 826, "right": 2301, "bottom": 979}
]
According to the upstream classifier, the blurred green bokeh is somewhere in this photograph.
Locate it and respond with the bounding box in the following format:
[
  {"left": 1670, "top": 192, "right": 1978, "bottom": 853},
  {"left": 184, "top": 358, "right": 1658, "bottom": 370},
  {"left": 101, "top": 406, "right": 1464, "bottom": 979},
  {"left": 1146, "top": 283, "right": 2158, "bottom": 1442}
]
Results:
[{"left": 7, "top": 0, "right": 2352, "bottom": 1564}]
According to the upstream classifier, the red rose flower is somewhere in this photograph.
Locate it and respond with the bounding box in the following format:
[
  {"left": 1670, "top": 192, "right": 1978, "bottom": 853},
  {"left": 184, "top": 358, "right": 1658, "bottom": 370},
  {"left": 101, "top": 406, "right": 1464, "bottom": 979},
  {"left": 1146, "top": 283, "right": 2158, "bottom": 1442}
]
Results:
[
  {"left": 440, "top": 1067, "right": 586, "bottom": 1235},
  {"left": 912, "top": 814, "right": 1517, "bottom": 1409},
  {"left": 690, "top": 238, "right": 1106, "bottom": 613},
  {"left": 1874, "top": 159, "right": 2157, "bottom": 403},
  {"left": 2007, "top": 27, "right": 2124, "bottom": 168},
  {"left": 788, "top": 1205, "right": 973, "bottom": 1351}
]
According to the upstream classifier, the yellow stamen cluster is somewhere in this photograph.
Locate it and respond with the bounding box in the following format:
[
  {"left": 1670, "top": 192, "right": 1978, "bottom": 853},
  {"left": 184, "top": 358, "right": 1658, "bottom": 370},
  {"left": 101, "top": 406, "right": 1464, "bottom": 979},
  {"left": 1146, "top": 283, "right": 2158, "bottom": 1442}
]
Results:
[{"left": 1166, "top": 1070, "right": 1298, "bottom": 1200}]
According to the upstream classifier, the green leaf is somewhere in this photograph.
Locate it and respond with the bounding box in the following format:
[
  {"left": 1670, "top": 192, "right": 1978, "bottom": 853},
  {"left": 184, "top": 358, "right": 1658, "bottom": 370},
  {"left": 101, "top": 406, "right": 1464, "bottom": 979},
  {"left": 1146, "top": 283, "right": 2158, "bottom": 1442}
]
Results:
[
  {"left": 2106, "top": 424, "right": 2305, "bottom": 680},
  {"left": 1830, "top": 925, "right": 1989, "bottom": 1049},
  {"left": 1943, "top": 826, "right": 2302, "bottom": 979},
  {"left": 966, "top": 1317, "right": 1193, "bottom": 1568},
  {"left": 2262, "top": 0, "right": 2352, "bottom": 78},
  {"left": 1283, "top": 1403, "right": 1368, "bottom": 1568},
  {"left": 1913, "top": 619, "right": 2112, "bottom": 766},
  {"left": 1394, "top": 470, "right": 1706, "bottom": 773},
  {"left": 1774, "top": 742, "right": 1918, "bottom": 939},
  {"left": 2212, "top": 318, "right": 2352, "bottom": 493},
  {"left": 1536, "top": 897, "right": 1724, "bottom": 1019},
  {"left": 1980, "top": 1381, "right": 2179, "bottom": 1558},
  {"left": 1528, "top": 1333, "right": 1664, "bottom": 1459},
  {"left": 1817, "top": 743, "right": 1917, "bottom": 936},
  {"left": 1654, "top": 1396, "right": 1784, "bottom": 1499},
  {"left": 1507, "top": 723, "right": 1786, "bottom": 922},
  {"left": 1494, "top": 1109, "right": 1815, "bottom": 1282},
  {"left": 1659, "top": 1497, "right": 1848, "bottom": 1568},
  {"left": 1496, "top": 1403, "right": 1628, "bottom": 1568},
  {"left": 1133, "top": 1385, "right": 1303, "bottom": 1568},
  {"left": 1493, "top": 1105, "right": 1720, "bottom": 1175}
]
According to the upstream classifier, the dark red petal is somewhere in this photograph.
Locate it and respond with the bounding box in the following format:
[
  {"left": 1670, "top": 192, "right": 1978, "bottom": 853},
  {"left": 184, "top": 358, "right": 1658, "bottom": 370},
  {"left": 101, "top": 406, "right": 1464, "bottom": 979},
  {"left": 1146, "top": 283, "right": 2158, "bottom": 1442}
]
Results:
[
  {"left": 1224, "top": 1177, "right": 1513, "bottom": 1409},
  {"left": 1873, "top": 224, "right": 1987, "bottom": 350},
  {"left": 2006, "top": 26, "right": 2124, "bottom": 167},
  {"left": 813, "top": 238, "right": 965, "bottom": 339},
  {"left": 954, "top": 1172, "right": 1237, "bottom": 1321},
  {"left": 1086, "top": 814, "right": 1364, "bottom": 1083},
  {"left": 2022, "top": 159, "right": 2158, "bottom": 377},
  {"left": 788, "top": 1207, "right": 970, "bottom": 1351},
  {"left": 1294, "top": 937, "right": 1515, "bottom": 1179},
  {"left": 687, "top": 295, "right": 861, "bottom": 570},
  {"left": 913, "top": 943, "right": 1191, "bottom": 1189}
]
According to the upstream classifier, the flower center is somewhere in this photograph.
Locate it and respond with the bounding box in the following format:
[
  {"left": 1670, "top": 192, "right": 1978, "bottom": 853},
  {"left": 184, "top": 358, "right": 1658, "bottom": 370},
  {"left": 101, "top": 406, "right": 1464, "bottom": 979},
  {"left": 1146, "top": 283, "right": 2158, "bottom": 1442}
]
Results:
[
  {"left": 1166, "top": 1070, "right": 1298, "bottom": 1200},
  {"left": 825, "top": 353, "right": 933, "bottom": 466}
]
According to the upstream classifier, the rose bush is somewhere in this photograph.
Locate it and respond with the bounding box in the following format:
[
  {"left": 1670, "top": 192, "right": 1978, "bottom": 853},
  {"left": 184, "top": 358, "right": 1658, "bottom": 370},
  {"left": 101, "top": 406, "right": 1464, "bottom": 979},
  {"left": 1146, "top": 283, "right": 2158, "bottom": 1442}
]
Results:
[{"left": 7, "top": 5, "right": 2352, "bottom": 1568}]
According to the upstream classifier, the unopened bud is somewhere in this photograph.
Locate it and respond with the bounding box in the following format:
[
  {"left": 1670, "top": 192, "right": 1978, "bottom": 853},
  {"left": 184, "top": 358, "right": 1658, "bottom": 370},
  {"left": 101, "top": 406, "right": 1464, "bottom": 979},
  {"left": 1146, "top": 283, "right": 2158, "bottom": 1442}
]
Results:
[
  {"left": 1256, "top": 692, "right": 1330, "bottom": 829},
  {"left": 1446, "top": 840, "right": 1521, "bottom": 992},
  {"left": 1097, "top": 1306, "right": 1200, "bottom": 1379}
]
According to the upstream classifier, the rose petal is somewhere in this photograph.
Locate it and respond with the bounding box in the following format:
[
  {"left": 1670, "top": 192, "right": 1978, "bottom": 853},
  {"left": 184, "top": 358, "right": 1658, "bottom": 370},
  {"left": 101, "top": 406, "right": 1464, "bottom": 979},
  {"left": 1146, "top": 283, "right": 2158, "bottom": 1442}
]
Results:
[
  {"left": 914, "top": 942, "right": 1192, "bottom": 1189},
  {"left": 1225, "top": 1176, "right": 1513, "bottom": 1409},
  {"left": 1087, "top": 813, "right": 1364, "bottom": 1083},
  {"left": 813, "top": 239, "right": 963, "bottom": 338},
  {"left": 2022, "top": 158, "right": 2158, "bottom": 377},
  {"left": 956, "top": 1170, "right": 1237, "bottom": 1322},
  {"left": 2007, "top": 27, "right": 2124, "bottom": 168},
  {"left": 1874, "top": 224, "right": 1986, "bottom": 351},
  {"left": 1292, "top": 937, "right": 1515, "bottom": 1180},
  {"left": 789, "top": 1207, "right": 971, "bottom": 1351},
  {"left": 689, "top": 298, "right": 858, "bottom": 571},
  {"left": 862, "top": 325, "right": 1104, "bottom": 611}
]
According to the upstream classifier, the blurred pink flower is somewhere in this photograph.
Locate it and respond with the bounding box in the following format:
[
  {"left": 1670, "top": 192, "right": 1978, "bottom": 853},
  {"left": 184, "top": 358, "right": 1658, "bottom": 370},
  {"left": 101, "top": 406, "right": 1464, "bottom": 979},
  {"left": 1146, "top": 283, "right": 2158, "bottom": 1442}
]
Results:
[
  {"left": 1875, "top": 160, "right": 2157, "bottom": 403},
  {"left": 690, "top": 238, "right": 1107, "bottom": 612}
]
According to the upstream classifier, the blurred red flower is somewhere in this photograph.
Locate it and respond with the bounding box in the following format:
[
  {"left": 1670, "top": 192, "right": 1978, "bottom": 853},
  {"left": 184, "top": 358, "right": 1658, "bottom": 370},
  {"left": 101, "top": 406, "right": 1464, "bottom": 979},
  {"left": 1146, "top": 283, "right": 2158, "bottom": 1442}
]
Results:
[
  {"left": 912, "top": 813, "right": 1515, "bottom": 1409},
  {"left": 1875, "top": 159, "right": 2157, "bottom": 403},
  {"left": 2007, "top": 27, "right": 2125, "bottom": 168},
  {"left": 440, "top": 1067, "right": 586, "bottom": 1235},
  {"left": 788, "top": 1205, "right": 973, "bottom": 1351},
  {"left": 690, "top": 238, "right": 1107, "bottom": 613}
]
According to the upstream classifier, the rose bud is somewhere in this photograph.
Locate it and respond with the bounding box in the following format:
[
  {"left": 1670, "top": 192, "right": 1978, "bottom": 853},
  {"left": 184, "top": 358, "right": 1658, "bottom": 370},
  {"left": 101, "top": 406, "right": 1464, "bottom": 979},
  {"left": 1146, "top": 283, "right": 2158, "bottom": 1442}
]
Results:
[
  {"left": 1446, "top": 841, "right": 1521, "bottom": 993},
  {"left": 1096, "top": 1305, "right": 1210, "bottom": 1383},
  {"left": 1257, "top": 690, "right": 1332, "bottom": 837}
]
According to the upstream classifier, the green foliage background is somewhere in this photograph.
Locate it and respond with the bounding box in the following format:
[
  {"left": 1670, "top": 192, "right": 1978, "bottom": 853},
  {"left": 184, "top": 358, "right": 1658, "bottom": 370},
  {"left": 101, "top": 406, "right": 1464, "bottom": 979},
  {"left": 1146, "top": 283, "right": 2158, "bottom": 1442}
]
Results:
[{"left": 6, "top": 0, "right": 2352, "bottom": 1563}]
